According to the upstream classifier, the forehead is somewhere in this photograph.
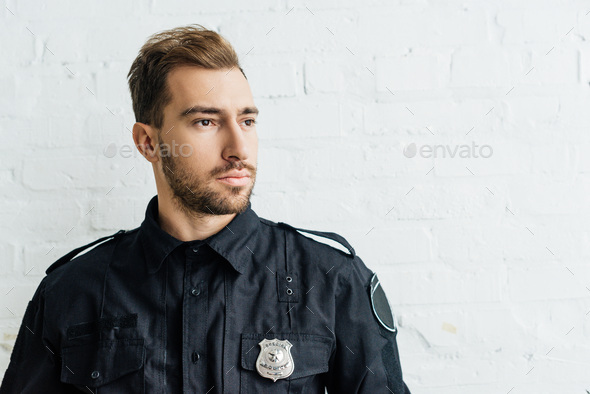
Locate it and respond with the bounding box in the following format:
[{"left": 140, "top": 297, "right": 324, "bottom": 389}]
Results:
[{"left": 165, "top": 65, "right": 253, "bottom": 113}]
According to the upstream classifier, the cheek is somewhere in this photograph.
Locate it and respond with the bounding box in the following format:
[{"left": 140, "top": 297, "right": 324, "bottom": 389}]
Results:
[
  {"left": 248, "top": 132, "right": 259, "bottom": 151},
  {"left": 177, "top": 144, "right": 217, "bottom": 173},
  {"left": 180, "top": 145, "right": 204, "bottom": 164},
  {"left": 252, "top": 140, "right": 259, "bottom": 162},
  {"left": 180, "top": 134, "right": 211, "bottom": 158},
  {"left": 177, "top": 142, "right": 201, "bottom": 161}
]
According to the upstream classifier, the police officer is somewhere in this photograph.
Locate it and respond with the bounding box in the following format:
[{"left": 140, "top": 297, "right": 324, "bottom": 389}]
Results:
[{"left": 1, "top": 24, "right": 411, "bottom": 393}]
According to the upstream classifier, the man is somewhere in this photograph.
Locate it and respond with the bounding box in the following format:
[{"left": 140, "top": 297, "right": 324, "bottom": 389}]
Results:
[{"left": 1, "top": 24, "right": 411, "bottom": 393}]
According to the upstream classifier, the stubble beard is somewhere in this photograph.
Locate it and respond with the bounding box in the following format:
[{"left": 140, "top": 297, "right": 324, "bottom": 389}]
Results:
[{"left": 159, "top": 138, "right": 256, "bottom": 218}]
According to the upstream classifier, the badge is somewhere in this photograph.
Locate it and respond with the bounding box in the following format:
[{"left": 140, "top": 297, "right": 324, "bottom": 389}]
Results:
[
  {"left": 255, "top": 338, "right": 294, "bottom": 382},
  {"left": 370, "top": 273, "right": 397, "bottom": 332}
]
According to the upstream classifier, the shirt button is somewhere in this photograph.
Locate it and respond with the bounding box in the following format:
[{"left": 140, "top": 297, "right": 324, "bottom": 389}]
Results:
[
  {"left": 192, "top": 351, "right": 200, "bottom": 364},
  {"left": 192, "top": 247, "right": 199, "bottom": 253},
  {"left": 286, "top": 276, "right": 293, "bottom": 282},
  {"left": 91, "top": 370, "right": 100, "bottom": 379},
  {"left": 286, "top": 288, "right": 294, "bottom": 295},
  {"left": 191, "top": 288, "right": 201, "bottom": 296}
]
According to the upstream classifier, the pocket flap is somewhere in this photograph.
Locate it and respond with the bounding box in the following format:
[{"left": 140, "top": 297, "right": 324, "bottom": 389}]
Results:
[
  {"left": 241, "top": 333, "right": 332, "bottom": 380},
  {"left": 60, "top": 338, "right": 144, "bottom": 387}
]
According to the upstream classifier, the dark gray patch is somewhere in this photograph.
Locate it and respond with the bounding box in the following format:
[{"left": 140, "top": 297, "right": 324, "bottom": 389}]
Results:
[{"left": 370, "top": 273, "right": 397, "bottom": 332}]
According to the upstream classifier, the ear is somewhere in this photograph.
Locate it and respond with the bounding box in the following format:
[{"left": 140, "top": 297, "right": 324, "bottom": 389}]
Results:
[{"left": 132, "top": 122, "right": 159, "bottom": 163}]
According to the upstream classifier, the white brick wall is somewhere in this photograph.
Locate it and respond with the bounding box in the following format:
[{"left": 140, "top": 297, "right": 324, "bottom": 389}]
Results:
[{"left": 2, "top": 0, "right": 589, "bottom": 392}]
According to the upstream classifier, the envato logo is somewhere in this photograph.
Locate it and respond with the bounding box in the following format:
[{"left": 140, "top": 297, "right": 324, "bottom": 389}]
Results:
[
  {"left": 403, "top": 142, "right": 493, "bottom": 159},
  {"left": 103, "top": 142, "right": 194, "bottom": 159}
]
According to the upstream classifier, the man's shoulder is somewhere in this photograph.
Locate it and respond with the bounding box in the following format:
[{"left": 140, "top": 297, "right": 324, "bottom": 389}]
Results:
[
  {"left": 258, "top": 216, "right": 372, "bottom": 283},
  {"left": 260, "top": 217, "right": 376, "bottom": 297},
  {"left": 45, "top": 228, "right": 139, "bottom": 278},
  {"left": 259, "top": 216, "right": 356, "bottom": 258}
]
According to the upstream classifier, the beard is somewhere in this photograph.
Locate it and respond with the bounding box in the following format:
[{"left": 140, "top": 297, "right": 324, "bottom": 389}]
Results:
[{"left": 158, "top": 135, "right": 256, "bottom": 218}]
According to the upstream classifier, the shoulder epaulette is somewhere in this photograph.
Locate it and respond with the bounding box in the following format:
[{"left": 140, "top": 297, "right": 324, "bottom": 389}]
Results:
[
  {"left": 45, "top": 230, "right": 127, "bottom": 274},
  {"left": 277, "top": 222, "right": 356, "bottom": 257}
]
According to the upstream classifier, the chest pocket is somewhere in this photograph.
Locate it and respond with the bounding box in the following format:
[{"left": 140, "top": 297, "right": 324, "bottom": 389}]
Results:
[
  {"left": 240, "top": 333, "right": 332, "bottom": 394},
  {"left": 60, "top": 338, "right": 145, "bottom": 393}
]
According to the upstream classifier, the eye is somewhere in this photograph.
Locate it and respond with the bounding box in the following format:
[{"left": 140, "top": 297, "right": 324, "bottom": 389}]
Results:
[
  {"left": 243, "top": 119, "right": 257, "bottom": 127},
  {"left": 193, "top": 119, "right": 213, "bottom": 127}
]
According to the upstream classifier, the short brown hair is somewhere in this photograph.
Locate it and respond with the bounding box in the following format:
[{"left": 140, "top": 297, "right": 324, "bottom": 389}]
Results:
[{"left": 127, "top": 24, "right": 245, "bottom": 130}]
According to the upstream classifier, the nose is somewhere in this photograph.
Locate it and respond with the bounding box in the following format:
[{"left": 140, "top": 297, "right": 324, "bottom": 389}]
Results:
[{"left": 222, "top": 119, "right": 249, "bottom": 163}]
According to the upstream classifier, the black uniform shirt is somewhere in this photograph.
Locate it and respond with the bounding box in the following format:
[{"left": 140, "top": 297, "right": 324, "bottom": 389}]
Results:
[{"left": 1, "top": 195, "right": 411, "bottom": 393}]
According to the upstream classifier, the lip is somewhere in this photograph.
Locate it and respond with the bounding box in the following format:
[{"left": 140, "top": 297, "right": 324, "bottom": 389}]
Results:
[
  {"left": 216, "top": 175, "right": 250, "bottom": 186},
  {"left": 217, "top": 170, "right": 250, "bottom": 179},
  {"left": 216, "top": 170, "right": 250, "bottom": 187}
]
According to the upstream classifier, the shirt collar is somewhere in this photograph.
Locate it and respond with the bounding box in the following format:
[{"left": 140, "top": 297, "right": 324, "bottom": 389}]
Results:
[{"left": 138, "top": 195, "right": 260, "bottom": 275}]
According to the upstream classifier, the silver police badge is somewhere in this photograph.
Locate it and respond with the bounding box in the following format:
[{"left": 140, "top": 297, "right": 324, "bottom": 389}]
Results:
[{"left": 256, "top": 338, "right": 294, "bottom": 382}]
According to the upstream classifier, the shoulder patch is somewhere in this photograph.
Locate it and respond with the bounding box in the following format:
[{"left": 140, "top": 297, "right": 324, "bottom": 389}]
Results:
[
  {"left": 45, "top": 229, "right": 127, "bottom": 274},
  {"left": 277, "top": 222, "right": 355, "bottom": 257},
  {"left": 370, "top": 273, "right": 397, "bottom": 332}
]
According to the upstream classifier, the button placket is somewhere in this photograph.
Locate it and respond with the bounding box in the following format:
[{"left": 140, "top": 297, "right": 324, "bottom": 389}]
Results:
[{"left": 182, "top": 247, "right": 209, "bottom": 392}]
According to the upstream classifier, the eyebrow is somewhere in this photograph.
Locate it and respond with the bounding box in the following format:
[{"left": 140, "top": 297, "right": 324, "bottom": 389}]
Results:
[{"left": 178, "top": 105, "right": 259, "bottom": 119}]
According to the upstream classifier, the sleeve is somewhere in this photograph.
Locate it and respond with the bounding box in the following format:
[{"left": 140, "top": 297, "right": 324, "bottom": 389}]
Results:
[
  {"left": 0, "top": 278, "right": 71, "bottom": 393},
  {"left": 325, "top": 255, "right": 411, "bottom": 394}
]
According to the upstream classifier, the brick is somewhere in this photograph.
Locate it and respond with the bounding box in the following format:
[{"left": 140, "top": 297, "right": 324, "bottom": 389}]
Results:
[
  {"left": 450, "top": 46, "right": 527, "bottom": 88},
  {"left": 355, "top": 227, "right": 433, "bottom": 265},
  {"left": 380, "top": 266, "right": 503, "bottom": 305},
  {"left": 245, "top": 61, "right": 298, "bottom": 98},
  {"left": 256, "top": 98, "right": 340, "bottom": 139},
  {"left": 304, "top": 58, "right": 370, "bottom": 95},
  {"left": 0, "top": 244, "right": 17, "bottom": 275},
  {"left": 508, "top": 265, "right": 588, "bottom": 302},
  {"left": 376, "top": 52, "right": 450, "bottom": 92}
]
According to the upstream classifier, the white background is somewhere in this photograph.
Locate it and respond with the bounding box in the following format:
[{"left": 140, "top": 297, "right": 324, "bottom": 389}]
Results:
[{"left": 1, "top": 0, "right": 590, "bottom": 392}]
